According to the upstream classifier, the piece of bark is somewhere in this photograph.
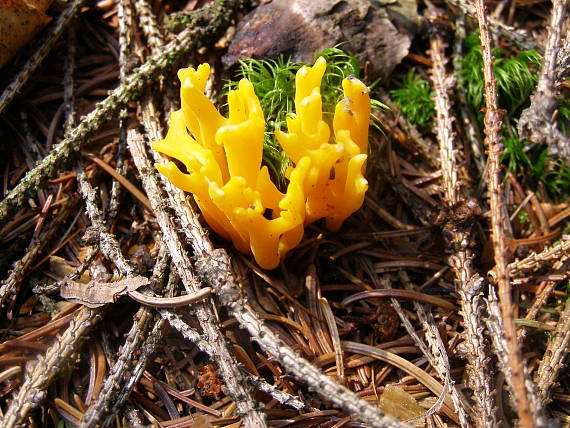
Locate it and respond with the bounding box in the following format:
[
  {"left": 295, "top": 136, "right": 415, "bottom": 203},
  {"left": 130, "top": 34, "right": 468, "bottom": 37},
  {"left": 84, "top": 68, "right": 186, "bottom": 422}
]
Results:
[
  {"left": 223, "top": 0, "right": 418, "bottom": 80},
  {"left": 60, "top": 276, "right": 150, "bottom": 308}
]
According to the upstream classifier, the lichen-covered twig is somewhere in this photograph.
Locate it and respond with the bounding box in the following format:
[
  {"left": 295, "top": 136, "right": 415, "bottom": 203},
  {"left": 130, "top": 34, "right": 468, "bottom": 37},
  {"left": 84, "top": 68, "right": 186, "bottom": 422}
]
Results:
[
  {"left": 0, "top": 0, "right": 247, "bottom": 226},
  {"left": 399, "top": 269, "right": 470, "bottom": 426},
  {"left": 0, "top": 0, "right": 85, "bottom": 115},
  {"left": 104, "top": 316, "right": 166, "bottom": 426},
  {"left": 507, "top": 236, "right": 570, "bottom": 277},
  {"left": 473, "top": 1, "right": 543, "bottom": 427},
  {"left": 245, "top": 374, "right": 313, "bottom": 411},
  {"left": 77, "top": 168, "right": 135, "bottom": 276},
  {"left": 520, "top": 259, "right": 570, "bottom": 342},
  {"left": 427, "top": 9, "right": 496, "bottom": 426},
  {"left": 370, "top": 267, "right": 460, "bottom": 424},
  {"left": 1, "top": 307, "right": 103, "bottom": 428},
  {"left": 133, "top": 0, "right": 165, "bottom": 52},
  {"left": 158, "top": 309, "right": 314, "bottom": 412},
  {"left": 556, "top": 30, "right": 570, "bottom": 83},
  {"left": 518, "top": 0, "right": 569, "bottom": 162},
  {"left": 127, "top": 129, "right": 267, "bottom": 428},
  {"left": 485, "top": 287, "right": 546, "bottom": 427},
  {"left": 108, "top": 0, "right": 135, "bottom": 221}
]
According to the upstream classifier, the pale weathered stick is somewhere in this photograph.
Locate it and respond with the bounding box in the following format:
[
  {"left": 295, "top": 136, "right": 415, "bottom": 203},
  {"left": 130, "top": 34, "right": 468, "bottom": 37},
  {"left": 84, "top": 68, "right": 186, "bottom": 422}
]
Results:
[
  {"left": 535, "top": 295, "right": 570, "bottom": 403},
  {"left": 1, "top": 307, "right": 103, "bottom": 428},
  {"left": 127, "top": 129, "right": 268, "bottom": 428},
  {"left": 0, "top": 199, "right": 77, "bottom": 312},
  {"left": 505, "top": 236, "right": 570, "bottom": 278},
  {"left": 427, "top": 8, "right": 496, "bottom": 426},
  {"left": 78, "top": 245, "right": 169, "bottom": 427},
  {"left": 447, "top": 0, "right": 538, "bottom": 52},
  {"left": 473, "top": 1, "right": 544, "bottom": 427},
  {"left": 518, "top": 0, "right": 569, "bottom": 162}
]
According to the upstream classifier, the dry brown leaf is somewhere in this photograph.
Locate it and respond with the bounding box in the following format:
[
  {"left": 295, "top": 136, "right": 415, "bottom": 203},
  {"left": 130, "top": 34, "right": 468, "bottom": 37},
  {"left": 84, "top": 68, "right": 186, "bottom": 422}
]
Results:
[
  {"left": 192, "top": 414, "right": 213, "bottom": 428},
  {"left": 378, "top": 385, "right": 425, "bottom": 422},
  {"left": 60, "top": 276, "right": 150, "bottom": 308},
  {"left": 0, "top": 0, "right": 53, "bottom": 69}
]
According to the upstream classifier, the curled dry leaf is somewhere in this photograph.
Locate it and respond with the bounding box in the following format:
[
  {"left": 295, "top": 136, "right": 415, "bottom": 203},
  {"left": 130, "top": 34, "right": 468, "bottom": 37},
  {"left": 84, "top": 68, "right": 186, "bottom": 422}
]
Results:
[
  {"left": 60, "top": 276, "right": 150, "bottom": 308},
  {"left": 0, "top": 0, "right": 53, "bottom": 69}
]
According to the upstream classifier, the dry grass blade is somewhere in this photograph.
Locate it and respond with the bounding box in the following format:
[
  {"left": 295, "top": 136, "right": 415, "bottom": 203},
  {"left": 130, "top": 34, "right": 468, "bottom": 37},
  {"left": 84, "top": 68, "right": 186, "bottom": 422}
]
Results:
[
  {"left": 83, "top": 152, "right": 152, "bottom": 211},
  {"left": 341, "top": 289, "right": 455, "bottom": 310}
]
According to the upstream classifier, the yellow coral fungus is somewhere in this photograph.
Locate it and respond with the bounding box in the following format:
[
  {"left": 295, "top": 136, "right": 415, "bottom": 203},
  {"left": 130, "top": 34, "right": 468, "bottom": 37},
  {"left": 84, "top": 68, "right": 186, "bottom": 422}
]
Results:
[{"left": 153, "top": 57, "right": 370, "bottom": 269}]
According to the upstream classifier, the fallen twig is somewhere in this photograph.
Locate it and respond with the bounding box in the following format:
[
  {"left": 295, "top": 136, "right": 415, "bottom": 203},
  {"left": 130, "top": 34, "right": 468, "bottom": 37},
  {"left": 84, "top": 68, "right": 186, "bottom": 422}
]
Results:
[
  {"left": 473, "top": 1, "right": 544, "bottom": 426},
  {"left": 0, "top": 0, "right": 85, "bottom": 115},
  {"left": 127, "top": 128, "right": 268, "bottom": 428},
  {"left": 427, "top": 7, "right": 496, "bottom": 425}
]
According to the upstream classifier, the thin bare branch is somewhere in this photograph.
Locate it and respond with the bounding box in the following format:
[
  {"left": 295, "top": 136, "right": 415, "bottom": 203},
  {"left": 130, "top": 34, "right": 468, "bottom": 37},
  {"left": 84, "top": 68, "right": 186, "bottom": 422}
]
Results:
[
  {"left": 79, "top": 246, "right": 170, "bottom": 428},
  {"left": 127, "top": 129, "right": 267, "bottom": 428},
  {"left": 473, "top": 1, "right": 544, "bottom": 426},
  {"left": 1, "top": 307, "right": 103, "bottom": 428},
  {"left": 427, "top": 8, "right": 496, "bottom": 426},
  {"left": 535, "top": 295, "right": 570, "bottom": 403}
]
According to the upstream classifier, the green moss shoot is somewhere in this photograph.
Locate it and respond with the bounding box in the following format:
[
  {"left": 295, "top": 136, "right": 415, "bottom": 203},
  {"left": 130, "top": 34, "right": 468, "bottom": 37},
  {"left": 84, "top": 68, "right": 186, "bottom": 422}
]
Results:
[{"left": 389, "top": 68, "right": 435, "bottom": 129}]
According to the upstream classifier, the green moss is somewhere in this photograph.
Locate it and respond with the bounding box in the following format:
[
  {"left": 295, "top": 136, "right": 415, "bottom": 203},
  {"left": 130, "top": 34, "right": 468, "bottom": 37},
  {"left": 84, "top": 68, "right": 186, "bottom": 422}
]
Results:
[
  {"left": 459, "top": 32, "right": 540, "bottom": 116},
  {"left": 389, "top": 68, "right": 435, "bottom": 129}
]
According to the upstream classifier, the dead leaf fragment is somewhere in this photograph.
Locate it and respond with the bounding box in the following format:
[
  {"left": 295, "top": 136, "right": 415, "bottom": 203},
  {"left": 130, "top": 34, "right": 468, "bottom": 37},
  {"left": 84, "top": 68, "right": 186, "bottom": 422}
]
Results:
[
  {"left": 60, "top": 276, "right": 150, "bottom": 308},
  {"left": 379, "top": 385, "right": 425, "bottom": 421},
  {"left": 0, "top": 0, "right": 54, "bottom": 69},
  {"left": 49, "top": 256, "right": 90, "bottom": 283}
]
